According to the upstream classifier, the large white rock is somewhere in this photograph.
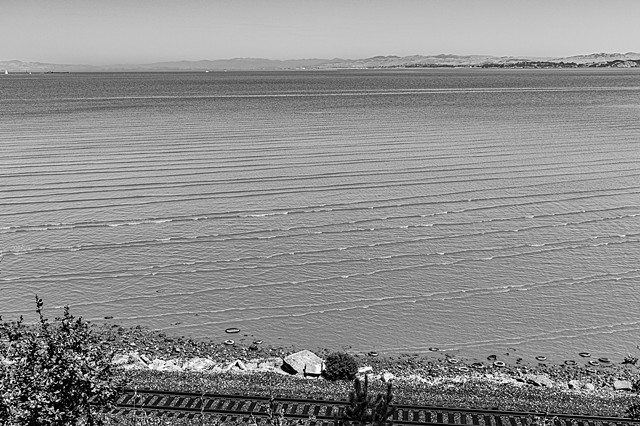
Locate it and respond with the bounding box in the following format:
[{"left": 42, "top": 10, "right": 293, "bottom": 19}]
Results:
[
  {"left": 222, "top": 360, "right": 238, "bottom": 373},
  {"left": 112, "top": 354, "right": 131, "bottom": 366},
  {"left": 162, "top": 360, "right": 182, "bottom": 372},
  {"left": 568, "top": 380, "right": 582, "bottom": 390},
  {"left": 0, "top": 356, "right": 15, "bottom": 366},
  {"left": 259, "top": 358, "right": 284, "bottom": 370},
  {"left": 147, "top": 359, "right": 165, "bottom": 370},
  {"left": 146, "top": 358, "right": 180, "bottom": 372},
  {"left": 380, "top": 372, "right": 395, "bottom": 383},
  {"left": 252, "top": 358, "right": 288, "bottom": 374},
  {"left": 613, "top": 380, "right": 633, "bottom": 391},
  {"left": 113, "top": 352, "right": 148, "bottom": 369},
  {"left": 209, "top": 365, "right": 224, "bottom": 374},
  {"left": 524, "top": 374, "right": 554, "bottom": 387},
  {"left": 183, "top": 358, "right": 217, "bottom": 372},
  {"left": 304, "top": 362, "right": 322, "bottom": 376},
  {"left": 244, "top": 361, "right": 259, "bottom": 371},
  {"left": 358, "top": 366, "right": 373, "bottom": 374},
  {"left": 282, "top": 350, "right": 324, "bottom": 376},
  {"left": 407, "top": 374, "right": 428, "bottom": 383}
]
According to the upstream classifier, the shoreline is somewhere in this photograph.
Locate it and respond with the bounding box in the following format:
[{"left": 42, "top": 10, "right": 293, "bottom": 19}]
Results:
[{"left": 99, "top": 323, "right": 640, "bottom": 399}]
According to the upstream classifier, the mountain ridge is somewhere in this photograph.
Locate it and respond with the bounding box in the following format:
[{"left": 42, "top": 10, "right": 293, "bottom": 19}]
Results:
[{"left": 2, "top": 52, "right": 640, "bottom": 72}]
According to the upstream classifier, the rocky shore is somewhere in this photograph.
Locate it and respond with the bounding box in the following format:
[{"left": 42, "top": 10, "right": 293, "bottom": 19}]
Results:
[{"left": 97, "top": 323, "right": 640, "bottom": 416}]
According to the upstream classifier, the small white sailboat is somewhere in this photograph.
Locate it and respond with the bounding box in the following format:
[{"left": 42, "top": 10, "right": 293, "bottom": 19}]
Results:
[{"left": 3, "top": 70, "right": 8, "bottom": 75}]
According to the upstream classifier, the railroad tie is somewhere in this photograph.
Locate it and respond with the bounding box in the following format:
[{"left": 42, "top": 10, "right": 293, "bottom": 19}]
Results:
[
  {"left": 191, "top": 398, "right": 202, "bottom": 410},
  {"left": 143, "top": 394, "right": 156, "bottom": 406},
  {"left": 119, "top": 394, "right": 134, "bottom": 405},
  {"left": 203, "top": 399, "right": 214, "bottom": 411}
]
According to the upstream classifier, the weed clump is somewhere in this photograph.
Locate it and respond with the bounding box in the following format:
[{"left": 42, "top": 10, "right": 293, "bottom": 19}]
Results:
[
  {"left": 322, "top": 352, "right": 359, "bottom": 381},
  {"left": 338, "top": 375, "right": 395, "bottom": 426}
]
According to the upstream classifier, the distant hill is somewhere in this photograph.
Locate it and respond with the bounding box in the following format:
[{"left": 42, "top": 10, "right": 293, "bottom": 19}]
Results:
[
  {"left": 140, "top": 58, "right": 345, "bottom": 71},
  {"left": 2, "top": 52, "right": 640, "bottom": 73},
  {"left": 0, "top": 59, "right": 96, "bottom": 73},
  {"left": 558, "top": 52, "right": 640, "bottom": 64}
]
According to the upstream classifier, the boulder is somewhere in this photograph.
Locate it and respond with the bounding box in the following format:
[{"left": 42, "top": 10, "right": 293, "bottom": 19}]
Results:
[
  {"left": 244, "top": 361, "right": 259, "bottom": 371},
  {"left": 407, "top": 374, "right": 428, "bottom": 383},
  {"left": 380, "top": 372, "right": 395, "bottom": 383},
  {"left": 304, "top": 362, "right": 322, "bottom": 376},
  {"left": 148, "top": 359, "right": 169, "bottom": 371},
  {"left": 183, "top": 357, "right": 217, "bottom": 372},
  {"left": 267, "top": 358, "right": 284, "bottom": 368},
  {"left": 0, "top": 357, "right": 15, "bottom": 366},
  {"left": 222, "top": 360, "right": 239, "bottom": 372},
  {"left": 358, "top": 366, "right": 373, "bottom": 374},
  {"left": 524, "top": 374, "right": 554, "bottom": 387},
  {"left": 114, "top": 352, "right": 148, "bottom": 370},
  {"left": 161, "top": 360, "right": 182, "bottom": 372},
  {"left": 584, "top": 383, "right": 595, "bottom": 391},
  {"left": 568, "top": 380, "right": 581, "bottom": 390},
  {"left": 112, "top": 353, "right": 131, "bottom": 366},
  {"left": 282, "top": 350, "right": 324, "bottom": 376},
  {"left": 250, "top": 358, "right": 286, "bottom": 374},
  {"left": 613, "top": 380, "right": 633, "bottom": 391}
]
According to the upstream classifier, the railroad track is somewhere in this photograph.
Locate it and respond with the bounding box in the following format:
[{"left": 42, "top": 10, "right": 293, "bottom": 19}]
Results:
[{"left": 113, "top": 388, "right": 640, "bottom": 426}]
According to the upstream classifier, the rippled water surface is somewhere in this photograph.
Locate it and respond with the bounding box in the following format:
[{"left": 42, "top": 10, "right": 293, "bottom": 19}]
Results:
[{"left": 1, "top": 70, "right": 639, "bottom": 360}]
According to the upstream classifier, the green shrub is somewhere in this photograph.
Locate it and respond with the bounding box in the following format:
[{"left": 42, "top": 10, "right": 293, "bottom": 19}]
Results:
[
  {"left": 322, "top": 352, "right": 359, "bottom": 381},
  {"left": 0, "top": 296, "right": 123, "bottom": 425}
]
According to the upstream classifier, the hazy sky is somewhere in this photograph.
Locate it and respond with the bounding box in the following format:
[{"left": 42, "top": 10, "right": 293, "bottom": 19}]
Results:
[{"left": 2, "top": 0, "right": 639, "bottom": 65}]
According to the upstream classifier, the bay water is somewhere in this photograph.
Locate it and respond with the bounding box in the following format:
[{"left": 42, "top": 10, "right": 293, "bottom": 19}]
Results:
[{"left": 1, "top": 69, "right": 639, "bottom": 362}]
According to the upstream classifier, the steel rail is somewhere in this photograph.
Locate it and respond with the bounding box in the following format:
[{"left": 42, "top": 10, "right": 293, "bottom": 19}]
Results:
[{"left": 114, "top": 388, "right": 640, "bottom": 426}]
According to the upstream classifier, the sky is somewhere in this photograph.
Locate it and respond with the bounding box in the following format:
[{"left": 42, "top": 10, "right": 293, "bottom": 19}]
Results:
[{"left": 2, "top": 0, "right": 640, "bottom": 65}]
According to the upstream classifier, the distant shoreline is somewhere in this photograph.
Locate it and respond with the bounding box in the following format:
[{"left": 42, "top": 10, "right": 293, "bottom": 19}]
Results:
[
  {"left": 2, "top": 65, "right": 640, "bottom": 75},
  {"left": 3, "top": 52, "right": 640, "bottom": 73}
]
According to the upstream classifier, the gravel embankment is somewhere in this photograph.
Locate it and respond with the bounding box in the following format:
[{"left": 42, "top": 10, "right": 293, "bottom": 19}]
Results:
[{"left": 94, "top": 323, "right": 640, "bottom": 417}]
